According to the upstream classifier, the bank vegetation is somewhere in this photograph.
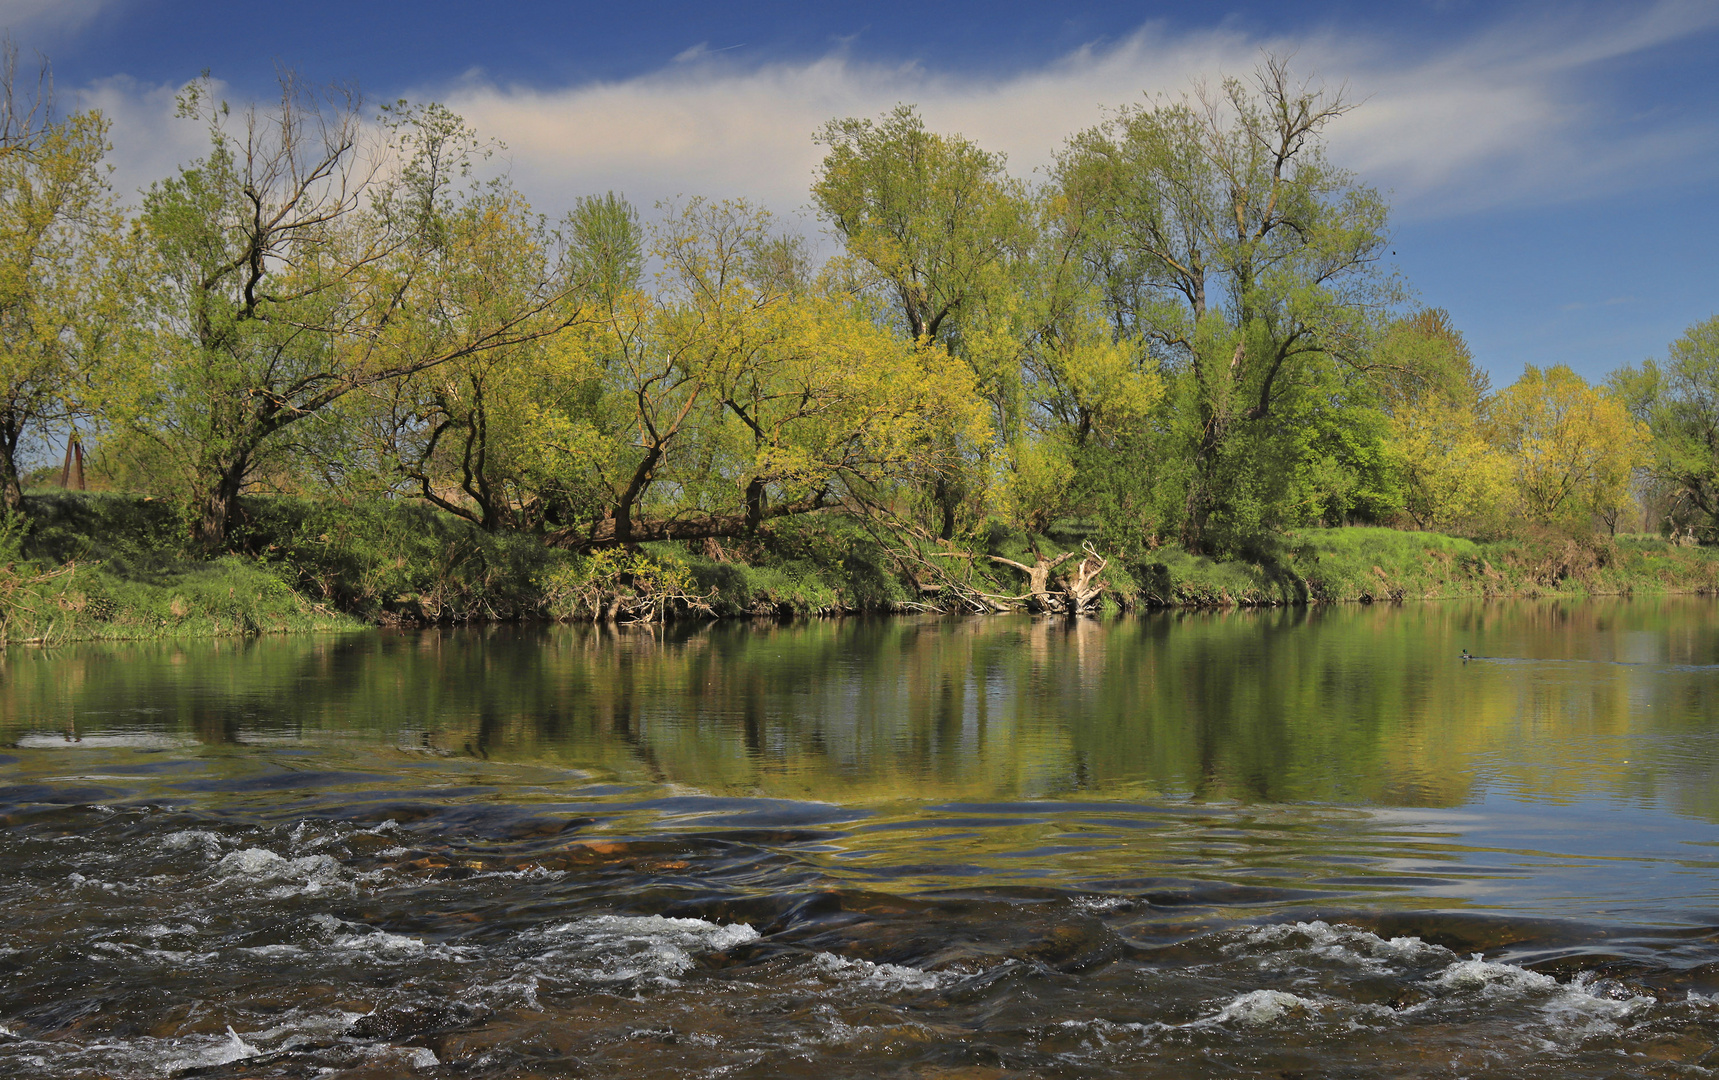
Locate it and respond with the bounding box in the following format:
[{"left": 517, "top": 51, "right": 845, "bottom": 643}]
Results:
[{"left": 3, "top": 52, "right": 1718, "bottom": 644}]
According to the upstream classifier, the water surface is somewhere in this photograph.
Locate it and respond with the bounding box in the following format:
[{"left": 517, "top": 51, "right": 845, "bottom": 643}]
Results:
[{"left": 3, "top": 600, "right": 1719, "bottom": 1077}]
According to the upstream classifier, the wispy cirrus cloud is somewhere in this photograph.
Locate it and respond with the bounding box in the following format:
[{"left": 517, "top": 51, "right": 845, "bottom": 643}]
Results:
[
  {"left": 425, "top": 0, "right": 1718, "bottom": 225},
  {"left": 0, "top": 0, "right": 114, "bottom": 38},
  {"left": 1323, "top": 0, "right": 1719, "bottom": 214},
  {"left": 81, "top": 1, "right": 1719, "bottom": 228}
]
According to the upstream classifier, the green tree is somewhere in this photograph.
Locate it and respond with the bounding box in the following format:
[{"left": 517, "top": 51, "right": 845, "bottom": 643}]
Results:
[
  {"left": 1389, "top": 392, "right": 1510, "bottom": 533},
  {"left": 969, "top": 290, "right": 1164, "bottom": 534},
  {"left": 1612, "top": 316, "right": 1719, "bottom": 539},
  {"left": 1489, "top": 364, "right": 1648, "bottom": 530},
  {"left": 1372, "top": 307, "right": 1490, "bottom": 413},
  {"left": 355, "top": 188, "right": 611, "bottom": 531},
  {"left": 812, "top": 106, "right": 1029, "bottom": 538},
  {"left": 538, "top": 199, "right": 990, "bottom": 549},
  {"left": 812, "top": 105, "right": 1027, "bottom": 351},
  {"left": 1052, "top": 58, "right": 1397, "bottom": 552},
  {"left": 115, "top": 79, "right": 583, "bottom": 548},
  {"left": 1376, "top": 309, "right": 1507, "bottom": 534},
  {"left": 0, "top": 48, "right": 126, "bottom": 511}
]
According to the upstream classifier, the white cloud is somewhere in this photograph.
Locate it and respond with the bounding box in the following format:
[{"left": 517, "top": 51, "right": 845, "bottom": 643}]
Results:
[
  {"left": 73, "top": 74, "right": 212, "bottom": 200},
  {"left": 0, "top": 0, "right": 112, "bottom": 37},
  {"left": 427, "top": 1, "right": 1719, "bottom": 226},
  {"left": 672, "top": 42, "right": 747, "bottom": 64},
  {"left": 1323, "top": 1, "right": 1719, "bottom": 214},
  {"left": 68, "top": 1, "right": 1719, "bottom": 227}
]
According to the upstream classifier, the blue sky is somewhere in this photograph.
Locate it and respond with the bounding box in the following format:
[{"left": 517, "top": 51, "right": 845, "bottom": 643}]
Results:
[{"left": 9, "top": 0, "right": 1719, "bottom": 385}]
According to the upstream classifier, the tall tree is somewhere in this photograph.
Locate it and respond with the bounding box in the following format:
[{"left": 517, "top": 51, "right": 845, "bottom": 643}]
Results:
[
  {"left": 0, "top": 47, "right": 125, "bottom": 512},
  {"left": 1390, "top": 393, "right": 1510, "bottom": 533},
  {"left": 812, "top": 105, "right": 1027, "bottom": 350},
  {"left": 1372, "top": 307, "right": 1489, "bottom": 413},
  {"left": 812, "top": 106, "right": 1029, "bottom": 538},
  {"left": 1611, "top": 316, "right": 1719, "bottom": 538},
  {"left": 540, "top": 199, "right": 989, "bottom": 549},
  {"left": 1053, "top": 58, "right": 1397, "bottom": 551},
  {"left": 356, "top": 187, "right": 602, "bottom": 531},
  {"left": 1376, "top": 308, "right": 1505, "bottom": 534},
  {"left": 117, "top": 80, "right": 584, "bottom": 548}
]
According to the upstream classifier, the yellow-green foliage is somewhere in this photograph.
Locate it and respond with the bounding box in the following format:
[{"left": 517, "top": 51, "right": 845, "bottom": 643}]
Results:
[
  {"left": 999, "top": 437, "right": 1076, "bottom": 533},
  {"left": 537, "top": 548, "right": 701, "bottom": 621},
  {"left": 1487, "top": 365, "right": 1650, "bottom": 530},
  {"left": 0, "top": 91, "right": 127, "bottom": 511},
  {"left": 522, "top": 197, "right": 999, "bottom": 547},
  {"left": 1391, "top": 393, "right": 1512, "bottom": 533},
  {"left": 8, "top": 64, "right": 1718, "bottom": 615}
]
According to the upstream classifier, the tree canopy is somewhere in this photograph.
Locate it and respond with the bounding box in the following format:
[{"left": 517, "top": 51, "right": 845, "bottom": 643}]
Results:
[
  {"left": 0, "top": 48, "right": 126, "bottom": 512},
  {"left": 112, "top": 82, "right": 586, "bottom": 547},
  {"left": 2, "top": 54, "right": 1706, "bottom": 586},
  {"left": 1050, "top": 58, "right": 1397, "bottom": 551}
]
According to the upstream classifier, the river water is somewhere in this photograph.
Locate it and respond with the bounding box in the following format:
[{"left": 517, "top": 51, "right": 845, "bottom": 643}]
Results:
[{"left": 2, "top": 599, "right": 1718, "bottom": 1078}]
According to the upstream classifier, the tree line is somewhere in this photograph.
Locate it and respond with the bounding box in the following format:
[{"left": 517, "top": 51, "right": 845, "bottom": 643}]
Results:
[{"left": 4, "top": 52, "right": 1716, "bottom": 572}]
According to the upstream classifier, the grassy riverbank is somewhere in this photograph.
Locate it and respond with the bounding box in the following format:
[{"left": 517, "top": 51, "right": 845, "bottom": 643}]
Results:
[
  {"left": 1, "top": 492, "right": 916, "bottom": 644},
  {"left": 6, "top": 493, "right": 1719, "bottom": 644},
  {"left": 1135, "top": 527, "right": 1719, "bottom": 605}
]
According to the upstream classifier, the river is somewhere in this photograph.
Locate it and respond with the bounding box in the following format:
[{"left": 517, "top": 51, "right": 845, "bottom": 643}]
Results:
[{"left": 3, "top": 599, "right": 1718, "bottom": 1077}]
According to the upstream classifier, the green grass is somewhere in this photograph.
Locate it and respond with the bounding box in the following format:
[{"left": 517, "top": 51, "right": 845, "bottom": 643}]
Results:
[
  {"left": 658, "top": 517, "right": 913, "bottom": 616},
  {"left": 1121, "top": 526, "right": 1719, "bottom": 606},
  {"left": 3, "top": 493, "right": 368, "bottom": 644},
  {"left": 2, "top": 494, "right": 919, "bottom": 643},
  {"left": 1, "top": 555, "right": 363, "bottom": 644},
  {"left": 8, "top": 493, "right": 1719, "bottom": 645}
]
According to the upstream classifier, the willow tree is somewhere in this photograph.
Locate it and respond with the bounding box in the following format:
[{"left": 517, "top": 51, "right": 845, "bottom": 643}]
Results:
[
  {"left": 1489, "top": 365, "right": 1648, "bottom": 531},
  {"left": 964, "top": 284, "right": 1166, "bottom": 534},
  {"left": 117, "top": 79, "right": 584, "bottom": 548},
  {"left": 1374, "top": 309, "right": 1507, "bottom": 534},
  {"left": 542, "top": 199, "right": 989, "bottom": 550},
  {"left": 352, "top": 190, "right": 617, "bottom": 532},
  {"left": 1371, "top": 307, "right": 1490, "bottom": 413},
  {"left": 812, "top": 106, "right": 1029, "bottom": 539},
  {"left": 1391, "top": 394, "right": 1510, "bottom": 533},
  {"left": 0, "top": 50, "right": 126, "bottom": 512},
  {"left": 1053, "top": 58, "right": 1397, "bottom": 551}
]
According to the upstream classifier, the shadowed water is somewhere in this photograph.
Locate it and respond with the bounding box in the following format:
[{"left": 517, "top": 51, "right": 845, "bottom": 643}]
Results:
[{"left": 3, "top": 599, "right": 1719, "bottom": 1077}]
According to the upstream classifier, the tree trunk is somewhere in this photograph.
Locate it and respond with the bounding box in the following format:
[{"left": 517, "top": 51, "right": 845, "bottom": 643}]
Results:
[
  {"left": 987, "top": 550, "right": 1078, "bottom": 613},
  {"left": 1181, "top": 427, "right": 1223, "bottom": 553},
  {"left": 0, "top": 457, "right": 20, "bottom": 515},
  {"left": 0, "top": 418, "right": 22, "bottom": 514},
  {"left": 1180, "top": 341, "right": 1247, "bottom": 553},
  {"left": 744, "top": 476, "right": 767, "bottom": 533},
  {"left": 935, "top": 474, "right": 957, "bottom": 541},
  {"left": 58, "top": 435, "right": 86, "bottom": 491},
  {"left": 1063, "top": 550, "right": 1108, "bottom": 614},
  {"left": 192, "top": 456, "right": 249, "bottom": 551},
  {"left": 546, "top": 489, "right": 829, "bottom": 551}
]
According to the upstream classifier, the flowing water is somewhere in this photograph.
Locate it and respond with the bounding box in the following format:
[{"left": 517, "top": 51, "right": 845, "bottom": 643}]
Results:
[{"left": 3, "top": 599, "right": 1719, "bottom": 1078}]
